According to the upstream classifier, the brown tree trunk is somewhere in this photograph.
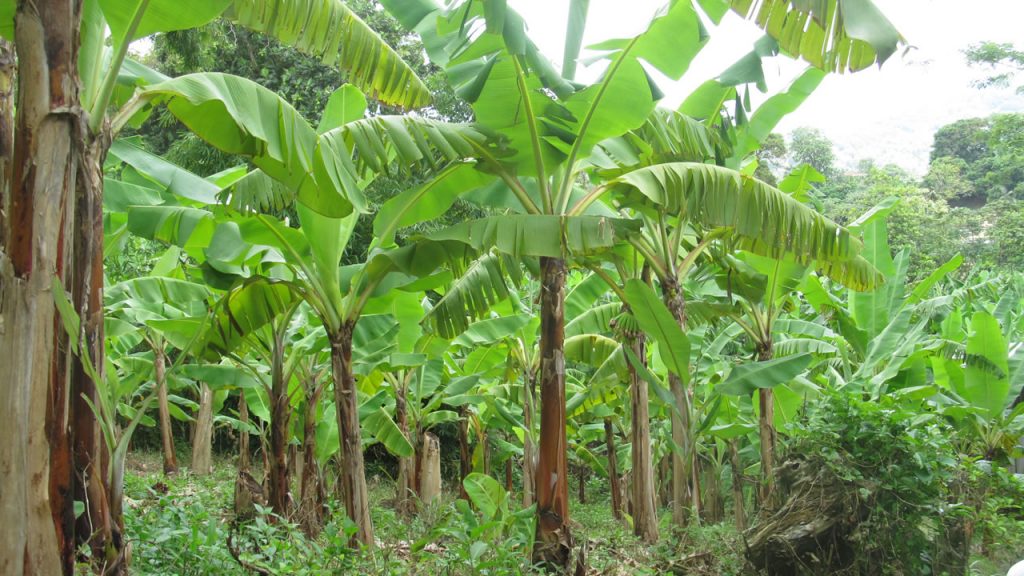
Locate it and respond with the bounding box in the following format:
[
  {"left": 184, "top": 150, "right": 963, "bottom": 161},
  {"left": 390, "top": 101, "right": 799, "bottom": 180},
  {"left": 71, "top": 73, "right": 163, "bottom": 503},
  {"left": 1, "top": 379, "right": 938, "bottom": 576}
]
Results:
[
  {"left": 522, "top": 369, "right": 536, "bottom": 508},
  {"left": 532, "top": 257, "right": 573, "bottom": 571},
  {"left": 756, "top": 343, "right": 777, "bottom": 510},
  {"left": 239, "top": 391, "right": 251, "bottom": 473},
  {"left": 603, "top": 418, "right": 622, "bottom": 521},
  {"left": 729, "top": 439, "right": 746, "bottom": 531},
  {"left": 72, "top": 138, "right": 120, "bottom": 571},
  {"left": 1, "top": 2, "right": 87, "bottom": 573},
  {"left": 625, "top": 328, "right": 658, "bottom": 542},
  {"left": 268, "top": 333, "right": 291, "bottom": 518},
  {"left": 418, "top": 432, "right": 441, "bottom": 505},
  {"left": 191, "top": 383, "right": 214, "bottom": 475},
  {"left": 299, "top": 377, "right": 324, "bottom": 537},
  {"left": 458, "top": 405, "right": 472, "bottom": 500},
  {"left": 330, "top": 322, "right": 373, "bottom": 548},
  {"left": 662, "top": 277, "right": 699, "bottom": 526},
  {"left": 505, "top": 452, "right": 514, "bottom": 493},
  {"left": 395, "top": 376, "right": 415, "bottom": 514},
  {"left": 155, "top": 344, "right": 178, "bottom": 475}
]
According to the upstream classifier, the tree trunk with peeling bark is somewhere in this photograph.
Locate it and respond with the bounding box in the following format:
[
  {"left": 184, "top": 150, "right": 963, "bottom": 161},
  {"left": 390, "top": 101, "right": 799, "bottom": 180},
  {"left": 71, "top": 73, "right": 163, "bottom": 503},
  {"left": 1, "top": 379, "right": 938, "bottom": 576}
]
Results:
[
  {"left": 418, "top": 432, "right": 441, "bottom": 505},
  {"left": 662, "top": 278, "right": 699, "bottom": 527},
  {"left": 625, "top": 328, "right": 658, "bottom": 542},
  {"left": 730, "top": 439, "right": 746, "bottom": 531},
  {"left": 522, "top": 369, "right": 536, "bottom": 508},
  {"left": 532, "top": 257, "right": 572, "bottom": 571},
  {"left": 73, "top": 138, "right": 120, "bottom": 570},
  {"left": 191, "top": 383, "right": 214, "bottom": 475},
  {"left": 268, "top": 333, "right": 291, "bottom": 518},
  {"left": 299, "top": 376, "right": 325, "bottom": 537},
  {"left": 238, "top": 391, "right": 250, "bottom": 473},
  {"left": 603, "top": 418, "right": 622, "bottom": 521},
  {"left": 395, "top": 377, "right": 415, "bottom": 515},
  {"left": 458, "top": 405, "right": 471, "bottom": 500},
  {"left": 0, "top": 1, "right": 125, "bottom": 572},
  {"left": 330, "top": 322, "right": 373, "bottom": 548},
  {"left": 757, "top": 343, "right": 777, "bottom": 510},
  {"left": 155, "top": 344, "right": 178, "bottom": 475}
]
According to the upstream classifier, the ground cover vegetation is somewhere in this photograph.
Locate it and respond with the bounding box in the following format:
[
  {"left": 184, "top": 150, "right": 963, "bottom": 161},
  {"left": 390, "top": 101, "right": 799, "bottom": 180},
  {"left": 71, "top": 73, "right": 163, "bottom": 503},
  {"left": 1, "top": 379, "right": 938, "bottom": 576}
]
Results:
[{"left": 0, "top": 0, "right": 1022, "bottom": 575}]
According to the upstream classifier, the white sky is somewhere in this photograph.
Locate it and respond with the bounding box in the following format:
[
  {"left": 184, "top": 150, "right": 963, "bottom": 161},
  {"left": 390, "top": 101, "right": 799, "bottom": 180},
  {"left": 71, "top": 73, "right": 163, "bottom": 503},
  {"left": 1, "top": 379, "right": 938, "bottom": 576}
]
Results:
[{"left": 511, "top": 0, "right": 1024, "bottom": 174}]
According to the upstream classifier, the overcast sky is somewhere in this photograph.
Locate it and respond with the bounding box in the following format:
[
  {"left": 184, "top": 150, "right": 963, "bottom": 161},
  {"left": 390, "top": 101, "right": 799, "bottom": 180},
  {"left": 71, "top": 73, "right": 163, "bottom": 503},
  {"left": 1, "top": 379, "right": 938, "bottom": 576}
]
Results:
[{"left": 510, "top": 0, "right": 1024, "bottom": 174}]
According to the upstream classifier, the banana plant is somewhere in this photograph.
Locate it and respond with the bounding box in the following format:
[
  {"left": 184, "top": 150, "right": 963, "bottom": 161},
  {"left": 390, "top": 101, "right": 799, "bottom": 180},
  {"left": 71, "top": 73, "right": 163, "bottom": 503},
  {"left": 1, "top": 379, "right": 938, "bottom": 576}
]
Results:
[
  {"left": 106, "top": 272, "right": 214, "bottom": 475},
  {"left": 1, "top": 0, "right": 437, "bottom": 567}
]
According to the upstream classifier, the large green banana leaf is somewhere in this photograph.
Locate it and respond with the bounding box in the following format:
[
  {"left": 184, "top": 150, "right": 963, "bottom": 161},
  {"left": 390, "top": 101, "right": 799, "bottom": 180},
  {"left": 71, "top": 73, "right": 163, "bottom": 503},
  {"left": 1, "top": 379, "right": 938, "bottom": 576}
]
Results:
[
  {"left": 722, "top": 0, "right": 903, "bottom": 74},
  {"left": 624, "top": 279, "right": 690, "bottom": 384},
  {"left": 716, "top": 353, "right": 812, "bottom": 395},
  {"left": 612, "top": 162, "right": 881, "bottom": 290},
  {"left": 962, "top": 312, "right": 1010, "bottom": 421},
  {"left": 225, "top": 0, "right": 431, "bottom": 109}
]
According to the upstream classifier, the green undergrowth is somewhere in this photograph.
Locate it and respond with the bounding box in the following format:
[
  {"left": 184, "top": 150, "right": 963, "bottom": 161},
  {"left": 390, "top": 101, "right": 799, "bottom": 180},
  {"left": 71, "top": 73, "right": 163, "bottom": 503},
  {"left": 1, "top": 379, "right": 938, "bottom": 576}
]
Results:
[
  {"left": 122, "top": 452, "right": 745, "bottom": 575},
  {"left": 122, "top": 452, "right": 1021, "bottom": 575}
]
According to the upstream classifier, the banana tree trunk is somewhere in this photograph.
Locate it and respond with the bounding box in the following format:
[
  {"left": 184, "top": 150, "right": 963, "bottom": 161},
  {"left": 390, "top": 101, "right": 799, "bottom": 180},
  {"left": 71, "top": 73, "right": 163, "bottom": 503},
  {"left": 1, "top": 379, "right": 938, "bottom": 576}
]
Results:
[
  {"left": 729, "top": 439, "right": 747, "bottom": 531},
  {"left": 299, "top": 377, "right": 325, "bottom": 537},
  {"left": 1, "top": 2, "right": 89, "bottom": 573},
  {"left": 625, "top": 329, "right": 658, "bottom": 542},
  {"left": 662, "top": 279, "right": 699, "bottom": 526},
  {"left": 329, "top": 322, "right": 373, "bottom": 548},
  {"left": 268, "top": 333, "right": 291, "bottom": 518},
  {"left": 505, "top": 449, "right": 514, "bottom": 492},
  {"left": 458, "top": 405, "right": 471, "bottom": 500},
  {"left": 239, "top": 391, "right": 251, "bottom": 473},
  {"left": 72, "top": 137, "right": 120, "bottom": 570},
  {"left": 418, "top": 432, "right": 442, "bottom": 505},
  {"left": 155, "top": 345, "right": 178, "bottom": 475},
  {"left": 603, "top": 419, "right": 622, "bottom": 521},
  {"left": 756, "top": 343, "right": 777, "bottom": 510},
  {"left": 533, "top": 256, "right": 573, "bottom": 571},
  {"left": 395, "top": 378, "right": 415, "bottom": 514},
  {"left": 191, "top": 383, "right": 214, "bottom": 475},
  {"left": 522, "top": 369, "right": 536, "bottom": 507}
]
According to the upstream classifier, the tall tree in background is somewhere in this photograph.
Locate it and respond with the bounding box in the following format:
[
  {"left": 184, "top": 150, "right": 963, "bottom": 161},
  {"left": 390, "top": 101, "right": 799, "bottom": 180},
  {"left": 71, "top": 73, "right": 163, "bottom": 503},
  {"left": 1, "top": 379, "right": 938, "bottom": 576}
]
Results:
[
  {"left": 965, "top": 41, "right": 1024, "bottom": 93},
  {"left": 789, "top": 127, "right": 837, "bottom": 179}
]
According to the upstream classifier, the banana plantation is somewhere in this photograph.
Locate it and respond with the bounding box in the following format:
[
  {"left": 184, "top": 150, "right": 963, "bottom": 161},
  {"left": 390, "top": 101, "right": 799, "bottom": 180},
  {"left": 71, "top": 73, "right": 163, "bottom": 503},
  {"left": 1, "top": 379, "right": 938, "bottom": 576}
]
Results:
[{"left": 1, "top": 0, "right": 1023, "bottom": 575}]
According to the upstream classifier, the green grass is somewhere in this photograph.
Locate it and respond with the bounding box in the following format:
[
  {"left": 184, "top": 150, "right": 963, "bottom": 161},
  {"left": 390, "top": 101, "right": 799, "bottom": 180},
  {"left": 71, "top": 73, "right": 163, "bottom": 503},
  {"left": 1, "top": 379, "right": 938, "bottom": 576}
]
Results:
[
  {"left": 120, "top": 453, "right": 1021, "bottom": 575},
  {"left": 121, "top": 453, "right": 749, "bottom": 575}
]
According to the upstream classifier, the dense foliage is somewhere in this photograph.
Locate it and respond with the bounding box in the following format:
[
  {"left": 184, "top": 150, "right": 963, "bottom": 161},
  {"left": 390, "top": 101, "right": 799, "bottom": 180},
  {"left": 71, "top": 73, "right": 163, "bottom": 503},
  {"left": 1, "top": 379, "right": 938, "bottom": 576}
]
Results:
[{"left": 2, "top": 1, "right": 1023, "bottom": 576}]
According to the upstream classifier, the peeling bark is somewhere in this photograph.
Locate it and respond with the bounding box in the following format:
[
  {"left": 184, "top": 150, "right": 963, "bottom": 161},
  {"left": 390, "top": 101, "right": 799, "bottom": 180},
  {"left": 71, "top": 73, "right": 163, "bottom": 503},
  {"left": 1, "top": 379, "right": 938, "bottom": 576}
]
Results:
[
  {"left": 532, "top": 257, "right": 573, "bottom": 571},
  {"left": 756, "top": 343, "right": 777, "bottom": 510},
  {"left": 1, "top": 2, "right": 85, "bottom": 572},
  {"left": 522, "top": 369, "right": 536, "bottom": 508},
  {"left": 239, "top": 391, "right": 250, "bottom": 473},
  {"left": 603, "top": 419, "right": 622, "bottom": 521},
  {"left": 458, "top": 405, "right": 471, "bottom": 501},
  {"left": 191, "top": 383, "right": 214, "bottom": 475},
  {"left": 662, "top": 278, "right": 699, "bottom": 526},
  {"left": 624, "top": 327, "right": 658, "bottom": 542},
  {"left": 730, "top": 439, "right": 747, "bottom": 531},
  {"left": 268, "top": 332, "right": 291, "bottom": 518},
  {"left": 155, "top": 345, "right": 178, "bottom": 475},
  {"left": 417, "top": 432, "right": 441, "bottom": 505},
  {"left": 298, "top": 375, "right": 325, "bottom": 536},
  {"left": 330, "top": 322, "right": 373, "bottom": 548},
  {"left": 395, "top": 377, "right": 415, "bottom": 515}
]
